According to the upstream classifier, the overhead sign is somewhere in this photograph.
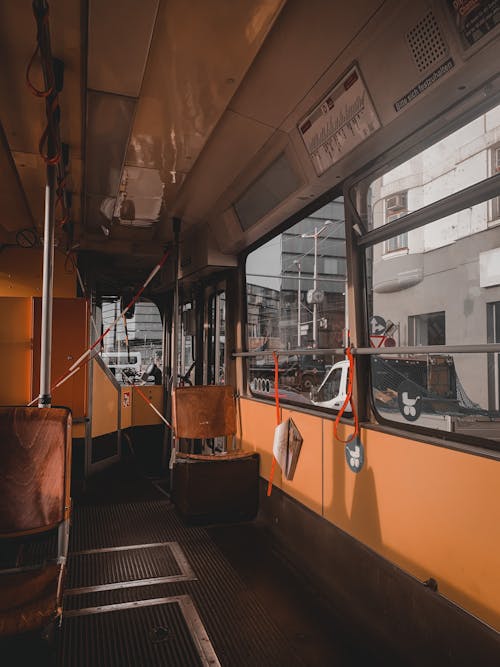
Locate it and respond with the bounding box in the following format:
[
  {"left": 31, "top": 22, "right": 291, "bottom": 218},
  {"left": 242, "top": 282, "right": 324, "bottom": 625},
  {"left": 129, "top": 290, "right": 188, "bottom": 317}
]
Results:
[
  {"left": 298, "top": 65, "right": 380, "bottom": 176},
  {"left": 447, "top": 0, "right": 500, "bottom": 49}
]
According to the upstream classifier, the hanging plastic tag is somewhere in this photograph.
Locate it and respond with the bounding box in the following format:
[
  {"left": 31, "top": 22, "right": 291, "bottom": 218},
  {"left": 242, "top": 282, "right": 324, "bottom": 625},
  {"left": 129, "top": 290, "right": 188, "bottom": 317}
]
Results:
[{"left": 345, "top": 436, "right": 364, "bottom": 473}]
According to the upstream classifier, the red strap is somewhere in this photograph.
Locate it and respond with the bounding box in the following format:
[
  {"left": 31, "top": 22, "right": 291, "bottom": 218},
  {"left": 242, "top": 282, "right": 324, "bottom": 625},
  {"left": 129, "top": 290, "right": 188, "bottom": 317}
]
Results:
[
  {"left": 266, "top": 351, "right": 280, "bottom": 496},
  {"left": 333, "top": 347, "right": 359, "bottom": 444}
]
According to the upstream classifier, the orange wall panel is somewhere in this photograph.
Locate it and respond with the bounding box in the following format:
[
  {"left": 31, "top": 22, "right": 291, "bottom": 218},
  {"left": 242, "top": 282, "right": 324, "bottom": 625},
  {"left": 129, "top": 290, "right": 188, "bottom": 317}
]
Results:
[
  {"left": 132, "top": 385, "right": 163, "bottom": 426},
  {"left": 32, "top": 298, "right": 88, "bottom": 419},
  {"left": 0, "top": 246, "right": 76, "bottom": 297},
  {"left": 239, "top": 398, "right": 282, "bottom": 489},
  {"left": 239, "top": 397, "right": 500, "bottom": 631},
  {"left": 91, "top": 361, "right": 119, "bottom": 438},
  {"left": 281, "top": 407, "right": 323, "bottom": 514},
  {"left": 0, "top": 297, "right": 32, "bottom": 405}
]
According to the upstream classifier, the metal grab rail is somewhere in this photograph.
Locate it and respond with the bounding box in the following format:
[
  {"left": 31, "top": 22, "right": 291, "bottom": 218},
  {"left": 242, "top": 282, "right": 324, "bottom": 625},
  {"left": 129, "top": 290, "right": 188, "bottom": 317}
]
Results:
[{"left": 233, "top": 343, "right": 500, "bottom": 358}]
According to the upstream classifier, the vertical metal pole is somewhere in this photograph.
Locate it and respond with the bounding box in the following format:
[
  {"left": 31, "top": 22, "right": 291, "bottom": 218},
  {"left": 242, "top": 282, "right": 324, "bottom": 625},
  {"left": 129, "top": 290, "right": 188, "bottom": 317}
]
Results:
[
  {"left": 215, "top": 292, "right": 221, "bottom": 384},
  {"left": 296, "top": 262, "right": 301, "bottom": 347},
  {"left": 343, "top": 277, "right": 349, "bottom": 348},
  {"left": 38, "top": 161, "right": 57, "bottom": 407},
  {"left": 171, "top": 218, "right": 181, "bottom": 389},
  {"left": 313, "top": 228, "right": 318, "bottom": 348}
]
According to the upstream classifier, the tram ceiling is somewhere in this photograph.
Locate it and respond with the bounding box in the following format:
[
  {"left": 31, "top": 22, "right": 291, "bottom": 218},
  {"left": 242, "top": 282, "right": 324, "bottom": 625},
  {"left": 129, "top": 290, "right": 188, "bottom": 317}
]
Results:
[
  {"left": 0, "top": 0, "right": 287, "bottom": 254},
  {"left": 2, "top": 0, "right": 500, "bottom": 267},
  {"left": 82, "top": 0, "right": 287, "bottom": 254}
]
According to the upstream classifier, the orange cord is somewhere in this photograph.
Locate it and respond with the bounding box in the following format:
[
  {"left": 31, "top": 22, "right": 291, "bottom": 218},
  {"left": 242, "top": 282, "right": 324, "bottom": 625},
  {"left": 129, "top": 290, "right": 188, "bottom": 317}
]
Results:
[
  {"left": 333, "top": 346, "right": 359, "bottom": 444},
  {"left": 267, "top": 351, "right": 280, "bottom": 496}
]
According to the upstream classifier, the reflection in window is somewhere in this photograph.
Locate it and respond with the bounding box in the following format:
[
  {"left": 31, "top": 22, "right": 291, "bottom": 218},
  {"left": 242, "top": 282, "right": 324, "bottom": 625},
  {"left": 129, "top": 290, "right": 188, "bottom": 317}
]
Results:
[
  {"left": 365, "top": 101, "right": 500, "bottom": 447},
  {"left": 246, "top": 197, "right": 347, "bottom": 408},
  {"left": 100, "top": 297, "right": 163, "bottom": 385}
]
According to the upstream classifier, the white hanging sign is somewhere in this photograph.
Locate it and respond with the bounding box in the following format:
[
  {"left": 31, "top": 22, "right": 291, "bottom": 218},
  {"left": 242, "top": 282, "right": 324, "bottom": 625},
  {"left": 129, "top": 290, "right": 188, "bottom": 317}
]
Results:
[{"left": 298, "top": 65, "right": 380, "bottom": 176}]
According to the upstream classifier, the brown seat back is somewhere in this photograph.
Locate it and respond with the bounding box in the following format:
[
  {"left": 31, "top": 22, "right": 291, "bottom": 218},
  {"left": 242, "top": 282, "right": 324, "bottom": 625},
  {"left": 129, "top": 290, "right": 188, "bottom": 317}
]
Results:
[
  {"left": 172, "top": 385, "right": 236, "bottom": 439},
  {"left": 0, "top": 407, "right": 71, "bottom": 536}
]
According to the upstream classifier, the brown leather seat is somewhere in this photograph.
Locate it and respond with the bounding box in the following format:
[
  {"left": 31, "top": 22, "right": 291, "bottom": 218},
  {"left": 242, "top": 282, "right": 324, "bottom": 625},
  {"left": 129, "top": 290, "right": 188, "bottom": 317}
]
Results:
[
  {"left": 0, "top": 407, "right": 72, "bottom": 637},
  {"left": 171, "top": 386, "right": 259, "bottom": 522}
]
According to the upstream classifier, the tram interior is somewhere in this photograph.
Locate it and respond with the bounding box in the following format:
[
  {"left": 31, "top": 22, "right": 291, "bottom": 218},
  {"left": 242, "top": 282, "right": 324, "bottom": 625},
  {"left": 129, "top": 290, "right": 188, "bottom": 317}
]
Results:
[{"left": 1, "top": 1, "right": 500, "bottom": 665}]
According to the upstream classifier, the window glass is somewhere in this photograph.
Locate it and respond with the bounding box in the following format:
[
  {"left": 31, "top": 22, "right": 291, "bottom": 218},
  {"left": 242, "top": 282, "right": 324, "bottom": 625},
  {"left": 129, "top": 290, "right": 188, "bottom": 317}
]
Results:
[
  {"left": 207, "top": 291, "right": 225, "bottom": 385},
  {"left": 178, "top": 303, "right": 195, "bottom": 386},
  {"left": 100, "top": 297, "right": 163, "bottom": 385},
  {"left": 366, "top": 103, "right": 500, "bottom": 232},
  {"left": 246, "top": 197, "right": 347, "bottom": 408},
  {"left": 365, "top": 102, "right": 500, "bottom": 447}
]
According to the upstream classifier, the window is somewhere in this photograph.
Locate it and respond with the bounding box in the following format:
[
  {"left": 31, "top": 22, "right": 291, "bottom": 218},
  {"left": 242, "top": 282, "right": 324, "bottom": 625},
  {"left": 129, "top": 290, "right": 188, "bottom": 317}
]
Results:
[
  {"left": 491, "top": 144, "right": 500, "bottom": 222},
  {"left": 408, "top": 312, "right": 445, "bottom": 346},
  {"left": 100, "top": 297, "right": 163, "bottom": 384},
  {"left": 487, "top": 301, "right": 500, "bottom": 412},
  {"left": 362, "top": 101, "right": 500, "bottom": 448},
  {"left": 207, "top": 290, "right": 225, "bottom": 385},
  {"left": 384, "top": 192, "right": 408, "bottom": 253},
  {"left": 245, "top": 197, "right": 347, "bottom": 408}
]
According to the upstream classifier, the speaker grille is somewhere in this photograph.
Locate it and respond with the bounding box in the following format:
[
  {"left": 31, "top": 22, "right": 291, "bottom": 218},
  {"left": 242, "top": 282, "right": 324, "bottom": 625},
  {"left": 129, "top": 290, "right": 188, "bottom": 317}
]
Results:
[{"left": 407, "top": 12, "right": 448, "bottom": 73}]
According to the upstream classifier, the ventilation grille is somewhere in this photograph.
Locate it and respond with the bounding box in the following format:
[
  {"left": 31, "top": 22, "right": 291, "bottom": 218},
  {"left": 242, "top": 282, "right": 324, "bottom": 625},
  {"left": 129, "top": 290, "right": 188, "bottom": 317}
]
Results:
[
  {"left": 407, "top": 12, "right": 448, "bottom": 73},
  {"left": 234, "top": 153, "right": 301, "bottom": 231}
]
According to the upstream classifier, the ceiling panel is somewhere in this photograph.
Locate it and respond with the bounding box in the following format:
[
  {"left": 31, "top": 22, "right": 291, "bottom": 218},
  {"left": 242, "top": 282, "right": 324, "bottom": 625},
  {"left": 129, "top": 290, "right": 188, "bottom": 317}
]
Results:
[
  {"left": 229, "top": 0, "right": 385, "bottom": 130},
  {"left": 172, "top": 109, "right": 276, "bottom": 224},
  {"left": 85, "top": 91, "right": 136, "bottom": 197},
  {"left": 126, "top": 0, "right": 286, "bottom": 208},
  {"left": 87, "top": 0, "right": 159, "bottom": 96}
]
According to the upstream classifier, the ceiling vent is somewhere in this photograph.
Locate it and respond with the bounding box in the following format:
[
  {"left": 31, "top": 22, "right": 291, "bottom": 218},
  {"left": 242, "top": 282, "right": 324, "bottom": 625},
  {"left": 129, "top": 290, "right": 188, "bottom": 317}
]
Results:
[
  {"left": 233, "top": 153, "right": 301, "bottom": 231},
  {"left": 406, "top": 12, "right": 448, "bottom": 73}
]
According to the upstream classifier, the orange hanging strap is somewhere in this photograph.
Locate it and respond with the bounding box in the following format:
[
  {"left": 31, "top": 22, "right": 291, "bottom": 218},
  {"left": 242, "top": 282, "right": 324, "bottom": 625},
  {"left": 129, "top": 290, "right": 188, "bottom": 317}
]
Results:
[
  {"left": 267, "top": 351, "right": 280, "bottom": 496},
  {"left": 333, "top": 346, "right": 359, "bottom": 444}
]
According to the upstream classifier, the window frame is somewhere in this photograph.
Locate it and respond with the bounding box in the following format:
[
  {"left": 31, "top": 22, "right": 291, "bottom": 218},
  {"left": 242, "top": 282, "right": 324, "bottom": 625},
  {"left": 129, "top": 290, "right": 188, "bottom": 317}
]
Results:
[
  {"left": 349, "top": 110, "right": 500, "bottom": 453},
  {"left": 241, "top": 194, "right": 349, "bottom": 414}
]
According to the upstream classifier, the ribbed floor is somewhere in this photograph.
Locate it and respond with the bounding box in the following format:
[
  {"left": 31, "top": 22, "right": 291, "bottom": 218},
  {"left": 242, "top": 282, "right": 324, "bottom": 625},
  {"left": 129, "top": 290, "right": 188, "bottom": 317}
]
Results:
[
  {"left": 63, "top": 601, "right": 204, "bottom": 667},
  {"left": 61, "top": 494, "right": 306, "bottom": 666},
  {"left": 66, "top": 543, "right": 185, "bottom": 590}
]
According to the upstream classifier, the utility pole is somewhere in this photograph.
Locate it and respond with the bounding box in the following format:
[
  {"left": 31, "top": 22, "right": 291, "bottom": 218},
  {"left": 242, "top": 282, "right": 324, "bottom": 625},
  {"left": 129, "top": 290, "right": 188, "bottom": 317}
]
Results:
[
  {"left": 301, "top": 221, "right": 333, "bottom": 348},
  {"left": 294, "top": 260, "right": 301, "bottom": 346}
]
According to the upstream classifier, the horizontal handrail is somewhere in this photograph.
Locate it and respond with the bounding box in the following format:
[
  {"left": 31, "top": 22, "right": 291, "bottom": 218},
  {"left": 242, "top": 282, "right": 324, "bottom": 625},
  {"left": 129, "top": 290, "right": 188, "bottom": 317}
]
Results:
[{"left": 233, "top": 343, "right": 500, "bottom": 358}]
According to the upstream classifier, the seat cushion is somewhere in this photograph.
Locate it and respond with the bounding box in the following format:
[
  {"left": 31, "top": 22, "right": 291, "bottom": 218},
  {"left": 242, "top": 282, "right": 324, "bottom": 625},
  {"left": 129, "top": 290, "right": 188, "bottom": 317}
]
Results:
[{"left": 0, "top": 407, "right": 71, "bottom": 535}]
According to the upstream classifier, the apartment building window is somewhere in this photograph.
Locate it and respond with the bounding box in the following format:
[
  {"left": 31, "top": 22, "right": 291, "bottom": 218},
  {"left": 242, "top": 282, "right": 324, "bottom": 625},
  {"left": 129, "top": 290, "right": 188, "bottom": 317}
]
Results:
[
  {"left": 408, "top": 311, "right": 446, "bottom": 346},
  {"left": 491, "top": 144, "right": 500, "bottom": 222},
  {"left": 384, "top": 191, "right": 408, "bottom": 253}
]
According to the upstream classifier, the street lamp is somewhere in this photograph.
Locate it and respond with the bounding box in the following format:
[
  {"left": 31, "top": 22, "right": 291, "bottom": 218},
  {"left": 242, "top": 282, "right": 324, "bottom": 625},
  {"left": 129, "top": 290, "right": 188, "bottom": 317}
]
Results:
[
  {"left": 293, "top": 259, "right": 301, "bottom": 346},
  {"left": 301, "top": 220, "right": 333, "bottom": 347}
]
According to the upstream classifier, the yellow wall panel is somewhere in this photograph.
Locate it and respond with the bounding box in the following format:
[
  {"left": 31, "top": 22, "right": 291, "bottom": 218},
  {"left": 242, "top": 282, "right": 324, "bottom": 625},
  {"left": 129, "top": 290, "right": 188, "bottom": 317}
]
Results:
[
  {"left": 0, "top": 246, "right": 76, "bottom": 297},
  {"left": 240, "top": 396, "right": 500, "bottom": 631},
  {"left": 281, "top": 407, "right": 323, "bottom": 514},
  {"left": 132, "top": 385, "right": 163, "bottom": 426},
  {"left": 91, "top": 361, "right": 118, "bottom": 437},
  {"left": 239, "top": 398, "right": 282, "bottom": 489},
  {"left": 121, "top": 386, "right": 133, "bottom": 429}
]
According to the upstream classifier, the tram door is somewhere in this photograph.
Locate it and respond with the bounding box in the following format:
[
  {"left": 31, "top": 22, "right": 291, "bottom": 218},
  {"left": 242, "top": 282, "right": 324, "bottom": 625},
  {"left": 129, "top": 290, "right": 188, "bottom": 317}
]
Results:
[
  {"left": 205, "top": 285, "right": 226, "bottom": 386},
  {"left": 487, "top": 301, "right": 500, "bottom": 411}
]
